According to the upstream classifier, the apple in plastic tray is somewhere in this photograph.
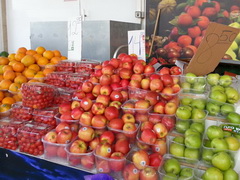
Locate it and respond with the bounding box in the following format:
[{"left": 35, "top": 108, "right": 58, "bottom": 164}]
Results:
[{"left": 10, "top": 102, "right": 33, "bottom": 121}]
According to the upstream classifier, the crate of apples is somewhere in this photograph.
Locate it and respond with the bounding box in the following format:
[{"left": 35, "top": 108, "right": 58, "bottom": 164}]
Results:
[{"left": 10, "top": 102, "right": 33, "bottom": 121}]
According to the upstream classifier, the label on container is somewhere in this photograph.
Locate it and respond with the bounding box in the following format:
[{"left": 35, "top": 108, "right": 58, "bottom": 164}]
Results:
[{"left": 222, "top": 125, "right": 240, "bottom": 135}]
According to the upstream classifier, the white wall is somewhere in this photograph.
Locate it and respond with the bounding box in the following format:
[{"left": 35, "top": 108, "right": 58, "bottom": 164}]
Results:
[{"left": 6, "top": 0, "right": 142, "bottom": 54}]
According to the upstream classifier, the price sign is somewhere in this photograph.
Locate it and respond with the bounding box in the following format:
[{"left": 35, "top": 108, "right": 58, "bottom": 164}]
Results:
[
  {"left": 185, "top": 22, "right": 240, "bottom": 76},
  {"left": 68, "top": 16, "right": 82, "bottom": 60},
  {"left": 222, "top": 125, "right": 240, "bottom": 135},
  {"left": 128, "top": 30, "right": 146, "bottom": 60}
]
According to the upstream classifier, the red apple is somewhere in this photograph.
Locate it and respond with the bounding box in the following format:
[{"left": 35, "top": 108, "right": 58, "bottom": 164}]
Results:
[
  {"left": 73, "top": 90, "right": 86, "bottom": 100},
  {"left": 135, "top": 113, "right": 149, "bottom": 122},
  {"left": 119, "top": 68, "right": 133, "bottom": 79},
  {"left": 152, "top": 139, "right": 167, "bottom": 155},
  {"left": 123, "top": 163, "right": 140, "bottom": 180},
  {"left": 44, "top": 131, "right": 57, "bottom": 143},
  {"left": 159, "top": 67, "right": 170, "bottom": 75},
  {"left": 80, "top": 97, "right": 93, "bottom": 111},
  {"left": 131, "top": 74, "right": 143, "bottom": 82},
  {"left": 60, "top": 112, "right": 72, "bottom": 121},
  {"left": 121, "top": 90, "right": 129, "bottom": 102},
  {"left": 91, "top": 115, "right": 107, "bottom": 128},
  {"left": 162, "top": 116, "right": 176, "bottom": 131},
  {"left": 109, "top": 152, "right": 125, "bottom": 171},
  {"left": 101, "top": 64, "right": 114, "bottom": 75},
  {"left": 148, "top": 114, "right": 161, "bottom": 124},
  {"left": 82, "top": 81, "right": 94, "bottom": 93},
  {"left": 100, "top": 85, "right": 112, "bottom": 95},
  {"left": 71, "top": 107, "right": 84, "bottom": 120},
  {"left": 89, "top": 137, "right": 100, "bottom": 150},
  {"left": 129, "top": 79, "right": 141, "bottom": 89},
  {"left": 122, "top": 113, "right": 136, "bottom": 123},
  {"left": 69, "top": 139, "right": 87, "bottom": 153},
  {"left": 109, "top": 58, "right": 120, "bottom": 68},
  {"left": 110, "top": 90, "right": 123, "bottom": 102},
  {"left": 122, "top": 62, "right": 133, "bottom": 70},
  {"left": 99, "top": 131, "right": 115, "bottom": 144},
  {"left": 104, "top": 106, "right": 119, "bottom": 121},
  {"left": 141, "top": 78, "right": 150, "bottom": 90},
  {"left": 85, "top": 92, "right": 95, "bottom": 100},
  {"left": 153, "top": 102, "right": 166, "bottom": 114},
  {"left": 57, "top": 129, "right": 73, "bottom": 144},
  {"left": 133, "top": 62, "right": 145, "bottom": 74},
  {"left": 170, "top": 66, "right": 182, "bottom": 75},
  {"left": 109, "top": 101, "right": 122, "bottom": 109},
  {"left": 55, "top": 122, "right": 71, "bottom": 133},
  {"left": 141, "top": 121, "right": 154, "bottom": 131},
  {"left": 102, "top": 60, "right": 110, "bottom": 67},
  {"left": 79, "top": 111, "right": 93, "bottom": 126},
  {"left": 111, "top": 74, "right": 121, "bottom": 83},
  {"left": 110, "top": 83, "right": 121, "bottom": 90},
  {"left": 145, "top": 91, "right": 159, "bottom": 106},
  {"left": 132, "top": 150, "right": 150, "bottom": 170},
  {"left": 122, "top": 102, "right": 135, "bottom": 114},
  {"left": 93, "top": 68, "right": 102, "bottom": 77},
  {"left": 57, "top": 146, "right": 67, "bottom": 159},
  {"left": 95, "top": 143, "right": 112, "bottom": 157},
  {"left": 45, "top": 145, "right": 57, "bottom": 157},
  {"left": 171, "top": 84, "right": 181, "bottom": 93},
  {"left": 150, "top": 79, "right": 164, "bottom": 92},
  {"left": 123, "top": 122, "right": 137, "bottom": 138},
  {"left": 120, "top": 79, "right": 130, "bottom": 88},
  {"left": 115, "top": 139, "right": 130, "bottom": 155},
  {"left": 96, "top": 159, "right": 110, "bottom": 173},
  {"left": 78, "top": 126, "right": 95, "bottom": 142},
  {"left": 139, "top": 167, "right": 158, "bottom": 180},
  {"left": 96, "top": 94, "right": 110, "bottom": 107},
  {"left": 144, "top": 65, "right": 155, "bottom": 74},
  {"left": 92, "top": 84, "right": 102, "bottom": 97},
  {"left": 59, "top": 102, "right": 71, "bottom": 114},
  {"left": 108, "top": 118, "right": 124, "bottom": 130},
  {"left": 91, "top": 102, "right": 106, "bottom": 115},
  {"left": 99, "top": 74, "right": 111, "bottom": 86},
  {"left": 88, "top": 76, "right": 99, "bottom": 84},
  {"left": 141, "top": 129, "right": 157, "bottom": 144},
  {"left": 149, "top": 74, "right": 161, "bottom": 81},
  {"left": 165, "top": 102, "right": 177, "bottom": 115},
  {"left": 81, "top": 155, "right": 95, "bottom": 169},
  {"left": 135, "top": 100, "right": 151, "bottom": 112},
  {"left": 161, "top": 74, "right": 174, "bottom": 87},
  {"left": 121, "top": 55, "right": 133, "bottom": 63}
]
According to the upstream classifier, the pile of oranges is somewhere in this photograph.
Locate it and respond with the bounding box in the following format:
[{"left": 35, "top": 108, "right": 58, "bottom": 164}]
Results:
[{"left": 0, "top": 46, "right": 67, "bottom": 113}]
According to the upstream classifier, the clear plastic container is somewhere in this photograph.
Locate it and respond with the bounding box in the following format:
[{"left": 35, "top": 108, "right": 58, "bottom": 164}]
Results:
[
  {"left": 53, "top": 87, "right": 75, "bottom": 105},
  {"left": 127, "top": 87, "right": 151, "bottom": 101},
  {"left": 55, "top": 113, "right": 79, "bottom": 132},
  {"left": 65, "top": 73, "right": 90, "bottom": 90},
  {"left": 10, "top": 102, "right": 33, "bottom": 121},
  {"left": 75, "top": 60, "right": 101, "bottom": 74},
  {"left": 32, "top": 107, "right": 58, "bottom": 127},
  {"left": 55, "top": 60, "right": 78, "bottom": 72},
  {"left": 148, "top": 108, "right": 176, "bottom": 126},
  {"left": 180, "top": 75, "right": 207, "bottom": 94},
  {"left": 121, "top": 99, "right": 152, "bottom": 116},
  {"left": 44, "top": 72, "right": 68, "bottom": 87}
]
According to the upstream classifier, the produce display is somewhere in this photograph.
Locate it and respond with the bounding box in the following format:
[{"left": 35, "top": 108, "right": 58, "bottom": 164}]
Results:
[{"left": 0, "top": 51, "right": 240, "bottom": 180}]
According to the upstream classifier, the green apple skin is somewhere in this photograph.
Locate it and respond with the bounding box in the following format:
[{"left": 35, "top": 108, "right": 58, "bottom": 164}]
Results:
[
  {"left": 175, "top": 120, "right": 190, "bottom": 133},
  {"left": 219, "top": 75, "right": 232, "bottom": 87},
  {"left": 220, "top": 104, "right": 235, "bottom": 116},
  {"left": 227, "top": 112, "right": 240, "bottom": 124},
  {"left": 180, "top": 167, "right": 193, "bottom": 177},
  {"left": 204, "top": 139, "right": 211, "bottom": 147},
  {"left": 163, "top": 158, "right": 181, "bottom": 175},
  {"left": 223, "top": 168, "right": 239, "bottom": 180},
  {"left": 184, "top": 129, "right": 201, "bottom": 137},
  {"left": 192, "top": 83, "right": 205, "bottom": 94},
  {"left": 169, "top": 143, "right": 185, "bottom": 157},
  {"left": 176, "top": 106, "right": 192, "bottom": 120},
  {"left": 225, "top": 87, "right": 239, "bottom": 104},
  {"left": 173, "top": 136, "right": 185, "bottom": 144},
  {"left": 185, "top": 73, "right": 197, "bottom": 84},
  {"left": 207, "top": 73, "right": 220, "bottom": 86},
  {"left": 206, "top": 102, "right": 220, "bottom": 116},
  {"left": 212, "top": 152, "right": 232, "bottom": 171},
  {"left": 181, "top": 82, "right": 191, "bottom": 93},
  {"left": 180, "top": 97, "right": 193, "bottom": 106},
  {"left": 184, "top": 147, "right": 200, "bottom": 160},
  {"left": 209, "top": 90, "right": 227, "bottom": 103},
  {"left": 202, "top": 167, "right": 223, "bottom": 180},
  {"left": 191, "top": 108, "right": 206, "bottom": 120},
  {"left": 191, "top": 99, "right": 206, "bottom": 110},
  {"left": 197, "top": 76, "right": 206, "bottom": 85},
  {"left": 190, "top": 122, "right": 204, "bottom": 134},
  {"left": 210, "top": 138, "right": 229, "bottom": 152},
  {"left": 211, "top": 85, "right": 225, "bottom": 92},
  {"left": 162, "top": 173, "right": 177, "bottom": 180},
  {"left": 223, "top": 131, "right": 232, "bottom": 138},
  {"left": 202, "top": 148, "right": 214, "bottom": 163},
  {"left": 224, "top": 136, "right": 240, "bottom": 151},
  {"left": 184, "top": 134, "right": 202, "bottom": 149},
  {"left": 206, "top": 125, "right": 224, "bottom": 140},
  {"left": 178, "top": 176, "right": 190, "bottom": 180}
]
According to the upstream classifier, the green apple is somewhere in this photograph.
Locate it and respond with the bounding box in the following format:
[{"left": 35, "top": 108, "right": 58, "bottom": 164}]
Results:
[
  {"left": 184, "top": 134, "right": 202, "bottom": 149},
  {"left": 169, "top": 143, "right": 185, "bottom": 157},
  {"left": 220, "top": 104, "right": 235, "bottom": 116},
  {"left": 223, "top": 130, "right": 232, "bottom": 138},
  {"left": 180, "top": 97, "right": 193, "bottom": 106},
  {"left": 191, "top": 108, "right": 206, "bottom": 121},
  {"left": 210, "top": 138, "right": 229, "bottom": 152},
  {"left": 204, "top": 139, "right": 211, "bottom": 147},
  {"left": 196, "top": 76, "right": 206, "bottom": 84},
  {"left": 225, "top": 87, "right": 239, "bottom": 104},
  {"left": 190, "top": 122, "right": 205, "bottom": 134},
  {"left": 175, "top": 120, "right": 190, "bottom": 133},
  {"left": 227, "top": 112, "right": 240, "bottom": 124},
  {"left": 202, "top": 167, "right": 223, "bottom": 180},
  {"left": 162, "top": 173, "right": 177, "bottom": 180},
  {"left": 219, "top": 75, "right": 232, "bottom": 87},
  {"left": 184, "top": 129, "right": 201, "bottom": 137},
  {"left": 163, "top": 158, "right": 181, "bottom": 175},
  {"left": 202, "top": 148, "right": 214, "bottom": 163},
  {"left": 211, "top": 152, "right": 232, "bottom": 171},
  {"left": 176, "top": 106, "right": 192, "bottom": 120},
  {"left": 211, "top": 85, "right": 225, "bottom": 92},
  {"left": 173, "top": 136, "right": 185, "bottom": 144},
  {"left": 207, "top": 73, "right": 220, "bottom": 86},
  {"left": 206, "top": 102, "right": 220, "bottom": 116},
  {"left": 209, "top": 90, "right": 227, "bottom": 103},
  {"left": 206, "top": 125, "right": 224, "bottom": 140},
  {"left": 181, "top": 82, "right": 191, "bottom": 93},
  {"left": 190, "top": 99, "right": 206, "bottom": 110},
  {"left": 184, "top": 147, "right": 200, "bottom": 160},
  {"left": 185, "top": 73, "right": 197, "bottom": 84},
  {"left": 192, "top": 83, "right": 205, "bottom": 93},
  {"left": 180, "top": 167, "right": 193, "bottom": 177},
  {"left": 225, "top": 136, "right": 240, "bottom": 151},
  {"left": 223, "top": 168, "right": 239, "bottom": 180}
]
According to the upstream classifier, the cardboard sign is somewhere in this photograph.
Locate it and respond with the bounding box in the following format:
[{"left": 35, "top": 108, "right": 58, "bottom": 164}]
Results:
[
  {"left": 128, "top": 30, "right": 146, "bottom": 60},
  {"left": 185, "top": 22, "right": 240, "bottom": 76},
  {"left": 68, "top": 16, "right": 82, "bottom": 61}
]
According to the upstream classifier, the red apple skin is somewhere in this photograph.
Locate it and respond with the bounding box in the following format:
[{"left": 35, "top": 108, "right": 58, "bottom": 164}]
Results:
[
  {"left": 141, "top": 129, "right": 157, "bottom": 144},
  {"left": 73, "top": 90, "right": 86, "bottom": 100},
  {"left": 56, "top": 129, "right": 73, "bottom": 144},
  {"left": 115, "top": 139, "right": 130, "bottom": 155},
  {"left": 45, "top": 145, "right": 58, "bottom": 157},
  {"left": 71, "top": 131, "right": 78, "bottom": 140},
  {"left": 152, "top": 139, "right": 167, "bottom": 155},
  {"left": 100, "top": 85, "right": 112, "bottom": 96},
  {"left": 71, "top": 107, "right": 84, "bottom": 120},
  {"left": 170, "top": 66, "right": 182, "bottom": 75},
  {"left": 153, "top": 123, "right": 168, "bottom": 138},
  {"left": 161, "top": 74, "right": 174, "bottom": 87},
  {"left": 148, "top": 114, "right": 161, "bottom": 124},
  {"left": 96, "top": 94, "right": 110, "bottom": 107},
  {"left": 111, "top": 74, "right": 121, "bottom": 83},
  {"left": 78, "top": 126, "right": 95, "bottom": 142},
  {"left": 79, "top": 111, "right": 93, "bottom": 126},
  {"left": 149, "top": 152, "right": 163, "bottom": 167},
  {"left": 57, "top": 146, "right": 67, "bottom": 159},
  {"left": 91, "top": 115, "right": 107, "bottom": 128},
  {"left": 82, "top": 81, "right": 94, "bottom": 93},
  {"left": 129, "top": 79, "right": 141, "bottom": 89},
  {"left": 99, "top": 74, "right": 112, "bottom": 86},
  {"left": 110, "top": 90, "right": 124, "bottom": 102},
  {"left": 95, "top": 143, "right": 112, "bottom": 158},
  {"left": 123, "top": 163, "right": 140, "bottom": 180},
  {"left": 150, "top": 79, "right": 164, "bottom": 92},
  {"left": 93, "top": 68, "right": 102, "bottom": 77},
  {"left": 165, "top": 102, "right": 178, "bottom": 115},
  {"left": 44, "top": 131, "right": 57, "bottom": 143},
  {"left": 139, "top": 167, "right": 158, "bottom": 180},
  {"left": 119, "top": 68, "right": 133, "bottom": 80},
  {"left": 101, "top": 64, "right": 114, "bottom": 75},
  {"left": 135, "top": 113, "right": 149, "bottom": 122},
  {"left": 85, "top": 92, "right": 95, "bottom": 100},
  {"left": 132, "top": 150, "right": 150, "bottom": 170},
  {"left": 109, "top": 58, "right": 120, "bottom": 69},
  {"left": 123, "top": 122, "right": 137, "bottom": 138},
  {"left": 161, "top": 87, "right": 174, "bottom": 100},
  {"left": 91, "top": 102, "right": 106, "bottom": 115},
  {"left": 153, "top": 102, "right": 166, "bottom": 114},
  {"left": 80, "top": 97, "right": 93, "bottom": 111},
  {"left": 109, "top": 101, "right": 122, "bottom": 109},
  {"left": 122, "top": 113, "right": 136, "bottom": 123},
  {"left": 60, "top": 112, "right": 73, "bottom": 121},
  {"left": 131, "top": 74, "right": 143, "bottom": 82},
  {"left": 99, "top": 131, "right": 115, "bottom": 144},
  {"left": 171, "top": 84, "right": 181, "bottom": 93},
  {"left": 145, "top": 91, "right": 159, "bottom": 106},
  {"left": 122, "top": 55, "right": 133, "bottom": 63},
  {"left": 55, "top": 122, "right": 71, "bottom": 133},
  {"left": 96, "top": 160, "right": 111, "bottom": 173},
  {"left": 69, "top": 139, "right": 88, "bottom": 153},
  {"left": 133, "top": 62, "right": 145, "bottom": 74},
  {"left": 81, "top": 155, "right": 95, "bottom": 170},
  {"left": 141, "top": 121, "right": 154, "bottom": 131},
  {"left": 122, "top": 102, "right": 135, "bottom": 114},
  {"left": 59, "top": 102, "right": 72, "bottom": 114},
  {"left": 144, "top": 65, "right": 155, "bottom": 74},
  {"left": 108, "top": 118, "right": 124, "bottom": 130},
  {"left": 89, "top": 137, "right": 100, "bottom": 150},
  {"left": 88, "top": 76, "right": 99, "bottom": 84},
  {"left": 102, "top": 60, "right": 110, "bottom": 67},
  {"left": 110, "top": 83, "right": 121, "bottom": 90},
  {"left": 71, "top": 100, "right": 81, "bottom": 110},
  {"left": 121, "top": 90, "right": 129, "bottom": 102},
  {"left": 135, "top": 100, "right": 151, "bottom": 114},
  {"left": 104, "top": 106, "right": 119, "bottom": 121},
  {"left": 149, "top": 74, "right": 161, "bottom": 81},
  {"left": 159, "top": 67, "right": 170, "bottom": 75},
  {"left": 120, "top": 79, "right": 130, "bottom": 88},
  {"left": 122, "top": 62, "right": 133, "bottom": 70},
  {"left": 141, "top": 78, "right": 150, "bottom": 90},
  {"left": 162, "top": 116, "right": 176, "bottom": 131},
  {"left": 109, "top": 152, "right": 125, "bottom": 172}
]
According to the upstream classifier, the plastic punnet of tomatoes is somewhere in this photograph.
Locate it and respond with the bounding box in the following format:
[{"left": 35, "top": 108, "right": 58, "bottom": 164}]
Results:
[
  {"left": 65, "top": 73, "right": 90, "bottom": 90},
  {"left": 21, "top": 82, "right": 56, "bottom": 109},
  {"left": 53, "top": 87, "right": 75, "bottom": 105},
  {"left": 10, "top": 102, "right": 33, "bottom": 121},
  {"left": 32, "top": 107, "right": 58, "bottom": 127},
  {"left": 44, "top": 72, "right": 68, "bottom": 88},
  {"left": 17, "top": 122, "right": 54, "bottom": 156},
  {"left": 74, "top": 60, "right": 101, "bottom": 74},
  {"left": 55, "top": 60, "right": 78, "bottom": 72},
  {"left": 0, "top": 118, "right": 27, "bottom": 150}
]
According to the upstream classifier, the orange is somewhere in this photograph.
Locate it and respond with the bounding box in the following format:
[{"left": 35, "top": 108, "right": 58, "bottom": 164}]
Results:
[
  {"left": 28, "top": 79, "right": 39, "bottom": 83},
  {"left": 9, "top": 60, "right": 18, "bottom": 66},
  {"left": 52, "top": 50, "right": 61, "bottom": 57},
  {"left": 14, "top": 75, "right": 28, "bottom": 84},
  {"left": 33, "top": 74, "right": 45, "bottom": 82},
  {"left": 8, "top": 83, "right": 21, "bottom": 93},
  {"left": 37, "top": 57, "right": 49, "bottom": 66},
  {"left": 13, "top": 94, "right": 22, "bottom": 102},
  {"left": 12, "top": 62, "right": 25, "bottom": 72},
  {"left": 8, "top": 53, "right": 16, "bottom": 61},
  {"left": 3, "top": 70, "right": 16, "bottom": 81},
  {"left": 26, "top": 49, "right": 37, "bottom": 56},
  {"left": 0, "top": 65, "right": 4, "bottom": 74},
  {"left": 17, "top": 47, "right": 27, "bottom": 54},
  {"left": 43, "top": 68, "right": 54, "bottom": 76},
  {"left": 15, "top": 53, "right": 25, "bottom": 62},
  {"left": 50, "top": 57, "right": 61, "bottom": 64},
  {"left": 0, "top": 79, "right": 12, "bottom": 90},
  {"left": 0, "top": 75, "right": 3, "bottom": 81},
  {"left": 45, "top": 63, "right": 55, "bottom": 70},
  {"left": 21, "top": 55, "right": 36, "bottom": 66},
  {"left": 33, "top": 53, "right": 42, "bottom": 61},
  {"left": 35, "top": 46, "right": 46, "bottom": 55},
  {"left": 28, "top": 64, "right": 40, "bottom": 72},
  {"left": 61, "top": 56, "right": 67, "bottom": 60},
  {"left": 43, "top": 50, "right": 54, "bottom": 59},
  {"left": 15, "top": 72, "right": 22, "bottom": 77},
  {"left": 2, "top": 97, "right": 15, "bottom": 105},
  {"left": 2, "top": 65, "right": 13, "bottom": 72},
  {"left": 24, "top": 69, "right": 37, "bottom": 79},
  {"left": 0, "top": 104, "right": 11, "bottom": 112},
  {"left": 0, "top": 91, "right": 4, "bottom": 101},
  {"left": 0, "top": 57, "right": 9, "bottom": 65}
]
